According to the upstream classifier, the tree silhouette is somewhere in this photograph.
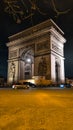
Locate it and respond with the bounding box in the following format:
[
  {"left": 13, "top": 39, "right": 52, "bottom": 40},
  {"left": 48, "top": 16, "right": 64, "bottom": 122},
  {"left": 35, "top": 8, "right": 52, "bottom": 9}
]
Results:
[
  {"left": 51, "top": 0, "right": 71, "bottom": 17},
  {"left": 3, "top": 0, "right": 72, "bottom": 23}
]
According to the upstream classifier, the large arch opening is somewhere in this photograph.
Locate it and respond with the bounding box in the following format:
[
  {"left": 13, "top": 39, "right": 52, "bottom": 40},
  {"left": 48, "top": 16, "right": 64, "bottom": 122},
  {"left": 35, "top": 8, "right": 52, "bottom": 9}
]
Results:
[{"left": 20, "top": 49, "right": 34, "bottom": 79}]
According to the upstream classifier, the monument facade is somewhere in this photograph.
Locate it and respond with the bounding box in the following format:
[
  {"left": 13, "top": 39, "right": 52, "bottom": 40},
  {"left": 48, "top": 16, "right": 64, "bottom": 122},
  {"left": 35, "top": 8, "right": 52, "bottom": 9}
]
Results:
[{"left": 7, "top": 19, "right": 66, "bottom": 83}]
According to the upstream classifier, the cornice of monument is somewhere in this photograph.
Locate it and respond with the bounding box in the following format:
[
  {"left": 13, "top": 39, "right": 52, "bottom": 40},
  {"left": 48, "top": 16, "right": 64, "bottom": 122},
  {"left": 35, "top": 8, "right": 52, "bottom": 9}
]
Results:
[
  {"left": 8, "top": 19, "right": 64, "bottom": 41},
  {"left": 7, "top": 27, "right": 51, "bottom": 47},
  {"left": 50, "top": 27, "right": 66, "bottom": 43}
]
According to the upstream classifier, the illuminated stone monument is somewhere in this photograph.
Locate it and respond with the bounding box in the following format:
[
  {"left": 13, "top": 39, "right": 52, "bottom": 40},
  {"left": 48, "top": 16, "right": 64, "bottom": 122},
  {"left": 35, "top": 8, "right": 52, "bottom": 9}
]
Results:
[{"left": 7, "top": 19, "right": 66, "bottom": 83}]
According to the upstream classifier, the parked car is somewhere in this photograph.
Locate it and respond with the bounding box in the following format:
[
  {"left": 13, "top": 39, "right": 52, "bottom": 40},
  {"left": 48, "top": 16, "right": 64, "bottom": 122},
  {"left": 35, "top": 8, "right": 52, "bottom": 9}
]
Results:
[
  {"left": 23, "top": 82, "right": 36, "bottom": 88},
  {"left": 12, "top": 82, "right": 29, "bottom": 89}
]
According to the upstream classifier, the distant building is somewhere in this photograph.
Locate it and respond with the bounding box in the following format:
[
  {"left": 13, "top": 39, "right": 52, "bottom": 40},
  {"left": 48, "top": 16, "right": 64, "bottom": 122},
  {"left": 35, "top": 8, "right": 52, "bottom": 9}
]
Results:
[{"left": 7, "top": 19, "right": 66, "bottom": 83}]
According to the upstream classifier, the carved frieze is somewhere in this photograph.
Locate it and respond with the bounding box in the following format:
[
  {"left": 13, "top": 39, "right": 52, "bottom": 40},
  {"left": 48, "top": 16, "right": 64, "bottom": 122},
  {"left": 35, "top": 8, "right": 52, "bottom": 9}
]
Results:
[
  {"left": 36, "top": 41, "right": 49, "bottom": 52},
  {"left": 9, "top": 50, "right": 17, "bottom": 59},
  {"left": 9, "top": 62, "right": 15, "bottom": 78},
  {"left": 52, "top": 42, "right": 63, "bottom": 55}
]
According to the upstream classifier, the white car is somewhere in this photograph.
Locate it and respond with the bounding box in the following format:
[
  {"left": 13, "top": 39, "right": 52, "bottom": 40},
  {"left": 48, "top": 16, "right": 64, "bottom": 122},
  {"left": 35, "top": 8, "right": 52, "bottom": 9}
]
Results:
[{"left": 12, "top": 83, "right": 29, "bottom": 89}]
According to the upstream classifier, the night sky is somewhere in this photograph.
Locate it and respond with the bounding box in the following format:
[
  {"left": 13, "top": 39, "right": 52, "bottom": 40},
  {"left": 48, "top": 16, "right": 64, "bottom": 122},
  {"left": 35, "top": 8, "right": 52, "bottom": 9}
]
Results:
[{"left": 0, "top": 0, "right": 73, "bottom": 79}]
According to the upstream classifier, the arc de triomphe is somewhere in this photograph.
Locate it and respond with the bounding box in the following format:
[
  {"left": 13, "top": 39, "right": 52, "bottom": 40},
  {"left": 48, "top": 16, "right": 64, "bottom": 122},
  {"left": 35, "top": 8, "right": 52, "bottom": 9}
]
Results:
[{"left": 7, "top": 19, "right": 66, "bottom": 83}]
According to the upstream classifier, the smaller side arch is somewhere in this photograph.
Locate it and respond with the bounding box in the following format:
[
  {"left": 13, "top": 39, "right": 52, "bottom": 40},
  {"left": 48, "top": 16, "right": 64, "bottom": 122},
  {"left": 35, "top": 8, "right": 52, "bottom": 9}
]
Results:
[{"left": 55, "top": 61, "right": 60, "bottom": 83}]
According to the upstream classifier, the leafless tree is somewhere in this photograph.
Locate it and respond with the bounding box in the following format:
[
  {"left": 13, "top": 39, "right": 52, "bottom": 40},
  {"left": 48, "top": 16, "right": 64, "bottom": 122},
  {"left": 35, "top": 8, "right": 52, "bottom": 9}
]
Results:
[{"left": 4, "top": 0, "right": 72, "bottom": 23}]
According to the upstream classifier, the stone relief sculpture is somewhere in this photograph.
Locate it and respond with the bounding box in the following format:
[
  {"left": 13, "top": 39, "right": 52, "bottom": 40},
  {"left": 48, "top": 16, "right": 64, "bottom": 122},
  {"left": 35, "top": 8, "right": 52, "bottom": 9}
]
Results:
[
  {"left": 37, "top": 41, "right": 48, "bottom": 51},
  {"left": 9, "top": 62, "right": 15, "bottom": 82},
  {"left": 38, "top": 57, "right": 47, "bottom": 76}
]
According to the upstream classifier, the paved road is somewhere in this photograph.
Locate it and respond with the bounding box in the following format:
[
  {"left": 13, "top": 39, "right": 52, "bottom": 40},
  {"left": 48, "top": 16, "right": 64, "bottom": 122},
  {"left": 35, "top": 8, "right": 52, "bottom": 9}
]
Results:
[{"left": 0, "top": 86, "right": 72, "bottom": 90}]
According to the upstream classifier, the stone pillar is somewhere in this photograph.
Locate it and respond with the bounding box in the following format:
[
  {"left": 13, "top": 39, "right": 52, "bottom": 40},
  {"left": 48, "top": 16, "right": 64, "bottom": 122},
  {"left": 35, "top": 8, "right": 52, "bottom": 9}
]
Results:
[
  {"left": 19, "top": 60, "right": 25, "bottom": 80},
  {"left": 60, "top": 58, "right": 65, "bottom": 83},
  {"left": 50, "top": 54, "right": 55, "bottom": 82}
]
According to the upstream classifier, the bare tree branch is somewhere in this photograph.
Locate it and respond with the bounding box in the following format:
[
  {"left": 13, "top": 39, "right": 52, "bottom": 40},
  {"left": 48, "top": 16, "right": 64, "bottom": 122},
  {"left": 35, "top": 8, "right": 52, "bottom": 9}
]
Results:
[
  {"left": 3, "top": 0, "right": 72, "bottom": 23},
  {"left": 29, "top": 0, "right": 47, "bottom": 15},
  {"left": 51, "top": 0, "right": 71, "bottom": 17}
]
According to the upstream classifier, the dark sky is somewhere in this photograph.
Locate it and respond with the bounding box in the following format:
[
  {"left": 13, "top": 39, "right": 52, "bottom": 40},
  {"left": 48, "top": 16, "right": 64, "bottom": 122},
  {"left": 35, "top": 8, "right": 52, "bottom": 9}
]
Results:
[{"left": 0, "top": 0, "right": 73, "bottom": 79}]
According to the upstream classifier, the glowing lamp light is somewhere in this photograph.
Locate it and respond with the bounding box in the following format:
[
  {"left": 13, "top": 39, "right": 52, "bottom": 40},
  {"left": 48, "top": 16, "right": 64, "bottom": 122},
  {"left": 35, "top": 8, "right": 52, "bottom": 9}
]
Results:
[
  {"left": 26, "top": 58, "right": 31, "bottom": 63},
  {"left": 60, "top": 84, "right": 64, "bottom": 88}
]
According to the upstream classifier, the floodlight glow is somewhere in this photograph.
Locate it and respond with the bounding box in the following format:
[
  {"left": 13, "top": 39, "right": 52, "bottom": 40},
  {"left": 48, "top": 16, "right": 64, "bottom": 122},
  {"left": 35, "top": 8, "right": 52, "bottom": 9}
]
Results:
[
  {"left": 60, "top": 84, "right": 64, "bottom": 88},
  {"left": 26, "top": 58, "right": 31, "bottom": 63}
]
